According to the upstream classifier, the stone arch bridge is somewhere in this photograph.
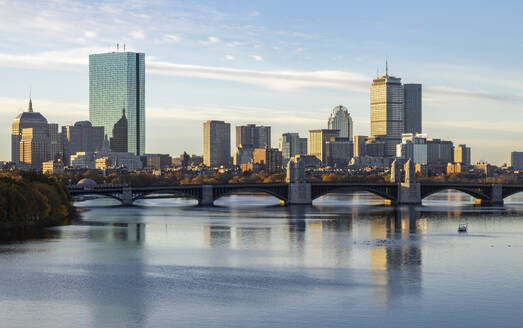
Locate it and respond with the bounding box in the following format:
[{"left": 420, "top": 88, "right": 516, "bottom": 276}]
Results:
[{"left": 67, "top": 182, "right": 523, "bottom": 206}]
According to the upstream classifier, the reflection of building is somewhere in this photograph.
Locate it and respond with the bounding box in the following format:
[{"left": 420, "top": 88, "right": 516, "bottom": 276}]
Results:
[
  {"left": 328, "top": 105, "right": 353, "bottom": 140},
  {"left": 203, "top": 120, "right": 231, "bottom": 167},
  {"left": 110, "top": 109, "right": 128, "bottom": 153},
  {"left": 309, "top": 129, "right": 339, "bottom": 164},
  {"left": 89, "top": 51, "right": 145, "bottom": 155},
  {"left": 279, "top": 133, "right": 307, "bottom": 162}
]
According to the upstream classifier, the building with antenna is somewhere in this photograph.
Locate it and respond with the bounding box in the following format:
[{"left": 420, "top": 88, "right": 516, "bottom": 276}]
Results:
[
  {"left": 89, "top": 50, "right": 145, "bottom": 155},
  {"left": 11, "top": 98, "right": 49, "bottom": 165}
]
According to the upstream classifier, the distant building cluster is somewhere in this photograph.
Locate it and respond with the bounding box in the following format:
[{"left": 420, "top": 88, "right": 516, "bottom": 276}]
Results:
[{"left": 5, "top": 52, "right": 521, "bottom": 177}]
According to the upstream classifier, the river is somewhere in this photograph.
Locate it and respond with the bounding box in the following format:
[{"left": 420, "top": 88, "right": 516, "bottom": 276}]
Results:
[{"left": 1, "top": 191, "right": 523, "bottom": 327}]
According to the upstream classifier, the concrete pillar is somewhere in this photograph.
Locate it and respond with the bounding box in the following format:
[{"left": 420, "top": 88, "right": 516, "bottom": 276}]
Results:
[
  {"left": 480, "top": 184, "right": 503, "bottom": 206},
  {"left": 287, "top": 183, "right": 312, "bottom": 205},
  {"left": 397, "top": 183, "right": 421, "bottom": 205},
  {"left": 199, "top": 184, "right": 214, "bottom": 206},
  {"left": 121, "top": 187, "right": 133, "bottom": 206}
]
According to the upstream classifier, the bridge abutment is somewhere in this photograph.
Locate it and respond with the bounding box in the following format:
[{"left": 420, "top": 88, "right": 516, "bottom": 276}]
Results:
[
  {"left": 199, "top": 185, "right": 214, "bottom": 206},
  {"left": 121, "top": 187, "right": 133, "bottom": 206}
]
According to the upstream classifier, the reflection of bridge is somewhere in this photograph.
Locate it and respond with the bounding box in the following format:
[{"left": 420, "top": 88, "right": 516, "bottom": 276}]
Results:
[{"left": 67, "top": 182, "right": 523, "bottom": 206}]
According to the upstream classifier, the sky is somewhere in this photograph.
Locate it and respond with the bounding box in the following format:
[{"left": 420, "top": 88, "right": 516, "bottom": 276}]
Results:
[{"left": 1, "top": 0, "right": 523, "bottom": 165}]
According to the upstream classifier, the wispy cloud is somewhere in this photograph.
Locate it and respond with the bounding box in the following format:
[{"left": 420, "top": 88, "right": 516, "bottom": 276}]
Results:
[
  {"left": 225, "top": 55, "right": 236, "bottom": 61},
  {"left": 200, "top": 36, "right": 220, "bottom": 45},
  {"left": 249, "top": 55, "right": 264, "bottom": 62}
]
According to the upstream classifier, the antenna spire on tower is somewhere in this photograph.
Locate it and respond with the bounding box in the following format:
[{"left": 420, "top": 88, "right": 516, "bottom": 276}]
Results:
[
  {"left": 386, "top": 59, "right": 389, "bottom": 77},
  {"left": 28, "top": 88, "right": 33, "bottom": 112}
]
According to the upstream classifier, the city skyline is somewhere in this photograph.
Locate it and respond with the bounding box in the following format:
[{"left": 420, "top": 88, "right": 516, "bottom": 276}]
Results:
[{"left": 1, "top": 1, "right": 523, "bottom": 165}]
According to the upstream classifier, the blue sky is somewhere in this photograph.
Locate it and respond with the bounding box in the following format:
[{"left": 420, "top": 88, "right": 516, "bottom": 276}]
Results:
[{"left": 1, "top": 0, "right": 523, "bottom": 164}]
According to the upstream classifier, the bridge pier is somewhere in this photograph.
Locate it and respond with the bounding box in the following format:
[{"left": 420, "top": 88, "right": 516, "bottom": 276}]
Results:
[
  {"left": 397, "top": 183, "right": 421, "bottom": 205},
  {"left": 121, "top": 187, "right": 133, "bottom": 206},
  {"left": 479, "top": 184, "right": 504, "bottom": 206},
  {"left": 199, "top": 184, "right": 214, "bottom": 206},
  {"left": 287, "top": 183, "right": 312, "bottom": 205}
]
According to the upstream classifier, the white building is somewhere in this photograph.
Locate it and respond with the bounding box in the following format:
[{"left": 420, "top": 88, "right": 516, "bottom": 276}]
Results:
[
  {"left": 396, "top": 133, "right": 427, "bottom": 164},
  {"left": 328, "top": 105, "right": 353, "bottom": 140}
]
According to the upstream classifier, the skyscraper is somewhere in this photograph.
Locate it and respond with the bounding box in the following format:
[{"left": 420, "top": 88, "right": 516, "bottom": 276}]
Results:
[
  {"left": 110, "top": 109, "right": 128, "bottom": 153},
  {"left": 62, "top": 121, "right": 104, "bottom": 162},
  {"left": 235, "top": 124, "right": 271, "bottom": 148},
  {"left": 19, "top": 127, "right": 49, "bottom": 169},
  {"left": 89, "top": 51, "right": 145, "bottom": 155},
  {"left": 11, "top": 98, "right": 49, "bottom": 164},
  {"left": 279, "top": 133, "right": 307, "bottom": 162},
  {"left": 370, "top": 68, "right": 404, "bottom": 157},
  {"left": 328, "top": 105, "right": 353, "bottom": 140},
  {"left": 403, "top": 84, "right": 422, "bottom": 134},
  {"left": 454, "top": 144, "right": 471, "bottom": 166},
  {"left": 204, "top": 120, "right": 231, "bottom": 167},
  {"left": 511, "top": 151, "right": 523, "bottom": 170},
  {"left": 309, "top": 129, "right": 339, "bottom": 164}
]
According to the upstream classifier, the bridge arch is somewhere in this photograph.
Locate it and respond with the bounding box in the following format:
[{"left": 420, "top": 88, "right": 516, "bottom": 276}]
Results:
[
  {"left": 213, "top": 187, "right": 288, "bottom": 203},
  {"left": 70, "top": 192, "right": 124, "bottom": 203},
  {"left": 502, "top": 188, "right": 523, "bottom": 200},
  {"left": 132, "top": 190, "right": 201, "bottom": 202},
  {"left": 420, "top": 186, "right": 489, "bottom": 201},
  {"left": 311, "top": 185, "right": 397, "bottom": 202}
]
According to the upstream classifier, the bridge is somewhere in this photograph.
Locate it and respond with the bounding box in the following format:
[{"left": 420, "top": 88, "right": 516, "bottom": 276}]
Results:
[{"left": 67, "top": 182, "right": 523, "bottom": 206}]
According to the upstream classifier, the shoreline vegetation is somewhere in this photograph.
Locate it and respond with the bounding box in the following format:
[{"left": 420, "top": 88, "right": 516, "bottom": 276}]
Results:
[{"left": 0, "top": 171, "right": 74, "bottom": 232}]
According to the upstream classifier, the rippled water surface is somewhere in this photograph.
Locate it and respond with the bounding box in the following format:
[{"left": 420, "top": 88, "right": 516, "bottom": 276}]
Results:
[{"left": 1, "top": 191, "right": 523, "bottom": 327}]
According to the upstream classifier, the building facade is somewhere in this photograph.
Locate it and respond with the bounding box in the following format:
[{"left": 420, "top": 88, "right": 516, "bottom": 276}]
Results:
[
  {"left": 396, "top": 133, "right": 427, "bottom": 164},
  {"left": 62, "top": 121, "right": 104, "bottom": 163},
  {"left": 279, "top": 133, "right": 307, "bottom": 162},
  {"left": 235, "top": 124, "right": 271, "bottom": 148},
  {"left": 203, "top": 120, "right": 231, "bottom": 167},
  {"left": 370, "top": 73, "right": 404, "bottom": 157},
  {"left": 353, "top": 135, "right": 368, "bottom": 157},
  {"left": 309, "top": 129, "right": 339, "bottom": 164},
  {"left": 19, "top": 127, "right": 49, "bottom": 169},
  {"left": 427, "top": 138, "right": 453, "bottom": 164},
  {"left": 403, "top": 84, "right": 422, "bottom": 134},
  {"left": 325, "top": 137, "right": 353, "bottom": 168},
  {"left": 89, "top": 51, "right": 145, "bottom": 155},
  {"left": 252, "top": 147, "right": 283, "bottom": 173},
  {"left": 11, "top": 99, "right": 49, "bottom": 164},
  {"left": 511, "top": 151, "right": 523, "bottom": 170},
  {"left": 454, "top": 144, "right": 471, "bottom": 166},
  {"left": 328, "top": 105, "right": 353, "bottom": 140}
]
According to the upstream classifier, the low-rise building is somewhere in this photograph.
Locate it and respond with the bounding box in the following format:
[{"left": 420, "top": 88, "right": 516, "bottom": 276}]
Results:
[{"left": 42, "top": 159, "right": 65, "bottom": 174}]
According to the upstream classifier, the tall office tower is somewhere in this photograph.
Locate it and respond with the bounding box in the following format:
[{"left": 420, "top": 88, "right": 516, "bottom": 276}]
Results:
[
  {"left": 427, "top": 138, "right": 453, "bottom": 163},
  {"left": 235, "top": 124, "right": 271, "bottom": 148},
  {"left": 48, "top": 123, "right": 61, "bottom": 161},
  {"left": 19, "top": 127, "right": 49, "bottom": 169},
  {"left": 403, "top": 84, "right": 422, "bottom": 134},
  {"left": 279, "top": 133, "right": 307, "bottom": 161},
  {"left": 89, "top": 51, "right": 145, "bottom": 155},
  {"left": 370, "top": 67, "right": 404, "bottom": 157},
  {"left": 204, "top": 120, "right": 231, "bottom": 167},
  {"left": 328, "top": 105, "right": 353, "bottom": 140},
  {"left": 511, "top": 151, "right": 523, "bottom": 170},
  {"left": 454, "top": 144, "right": 471, "bottom": 166},
  {"left": 62, "top": 121, "right": 105, "bottom": 162},
  {"left": 396, "top": 133, "right": 427, "bottom": 164},
  {"left": 110, "top": 109, "right": 128, "bottom": 153},
  {"left": 309, "top": 129, "right": 339, "bottom": 164},
  {"left": 354, "top": 136, "right": 368, "bottom": 157},
  {"left": 11, "top": 98, "right": 49, "bottom": 163}
]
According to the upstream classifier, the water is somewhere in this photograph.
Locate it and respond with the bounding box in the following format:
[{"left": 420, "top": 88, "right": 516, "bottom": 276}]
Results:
[{"left": 1, "top": 191, "right": 523, "bottom": 327}]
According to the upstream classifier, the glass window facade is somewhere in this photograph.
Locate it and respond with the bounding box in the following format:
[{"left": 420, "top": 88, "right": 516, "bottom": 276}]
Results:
[{"left": 89, "top": 52, "right": 145, "bottom": 155}]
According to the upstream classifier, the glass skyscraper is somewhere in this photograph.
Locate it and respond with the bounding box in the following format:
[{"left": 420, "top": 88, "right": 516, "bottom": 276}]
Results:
[{"left": 89, "top": 51, "right": 145, "bottom": 155}]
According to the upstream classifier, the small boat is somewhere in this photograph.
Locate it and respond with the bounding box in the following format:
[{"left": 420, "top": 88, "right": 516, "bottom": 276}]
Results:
[{"left": 457, "top": 224, "right": 468, "bottom": 232}]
